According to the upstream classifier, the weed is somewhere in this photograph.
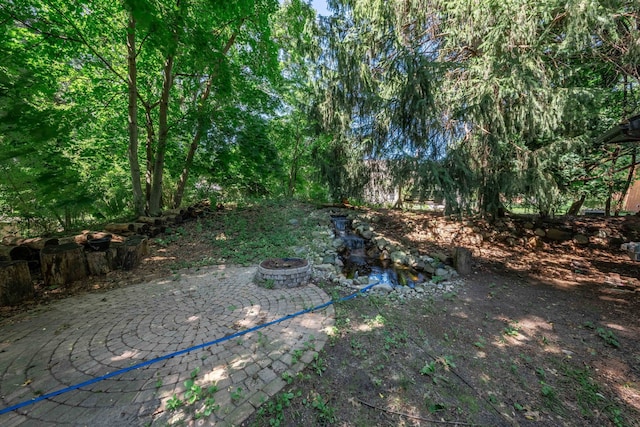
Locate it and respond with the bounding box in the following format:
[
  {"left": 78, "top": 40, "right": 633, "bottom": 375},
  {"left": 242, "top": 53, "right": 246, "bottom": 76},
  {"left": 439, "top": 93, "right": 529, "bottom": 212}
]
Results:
[
  {"left": 442, "top": 291, "right": 457, "bottom": 300},
  {"left": 583, "top": 321, "right": 596, "bottom": 329},
  {"left": 420, "top": 361, "right": 437, "bottom": 375},
  {"left": 431, "top": 275, "right": 445, "bottom": 284},
  {"left": 257, "top": 331, "right": 268, "bottom": 347},
  {"left": 596, "top": 327, "right": 620, "bottom": 348},
  {"left": 474, "top": 337, "right": 486, "bottom": 349},
  {"left": 166, "top": 394, "right": 183, "bottom": 411},
  {"left": 382, "top": 330, "right": 408, "bottom": 351},
  {"left": 281, "top": 372, "right": 294, "bottom": 385},
  {"left": 427, "top": 402, "right": 447, "bottom": 413},
  {"left": 563, "top": 367, "right": 627, "bottom": 425},
  {"left": 263, "top": 279, "right": 275, "bottom": 289},
  {"left": 230, "top": 387, "right": 244, "bottom": 401},
  {"left": 311, "top": 353, "right": 326, "bottom": 376},
  {"left": 503, "top": 322, "right": 520, "bottom": 337},
  {"left": 350, "top": 338, "right": 366, "bottom": 357},
  {"left": 291, "top": 349, "right": 304, "bottom": 364},
  {"left": 255, "top": 391, "right": 300, "bottom": 427},
  {"left": 163, "top": 367, "right": 219, "bottom": 419},
  {"left": 309, "top": 394, "right": 336, "bottom": 423}
]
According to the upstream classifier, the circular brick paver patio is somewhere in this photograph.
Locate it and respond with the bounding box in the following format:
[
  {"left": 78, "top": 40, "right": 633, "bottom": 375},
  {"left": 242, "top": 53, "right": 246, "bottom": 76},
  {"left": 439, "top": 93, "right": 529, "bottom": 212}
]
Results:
[{"left": 0, "top": 265, "right": 334, "bottom": 426}]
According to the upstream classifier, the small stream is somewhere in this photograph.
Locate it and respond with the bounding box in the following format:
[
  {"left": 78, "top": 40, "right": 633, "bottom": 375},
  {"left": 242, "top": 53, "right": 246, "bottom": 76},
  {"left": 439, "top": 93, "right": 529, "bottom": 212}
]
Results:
[{"left": 330, "top": 215, "right": 426, "bottom": 288}]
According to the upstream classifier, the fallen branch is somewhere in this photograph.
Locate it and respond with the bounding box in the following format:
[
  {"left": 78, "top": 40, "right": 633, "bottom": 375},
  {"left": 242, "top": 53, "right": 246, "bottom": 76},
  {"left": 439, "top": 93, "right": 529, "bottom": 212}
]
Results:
[{"left": 355, "top": 397, "right": 485, "bottom": 426}]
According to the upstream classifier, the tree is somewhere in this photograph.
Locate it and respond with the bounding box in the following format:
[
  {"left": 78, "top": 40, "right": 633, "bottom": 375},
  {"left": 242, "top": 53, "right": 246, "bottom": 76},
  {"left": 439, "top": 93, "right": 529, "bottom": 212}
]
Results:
[
  {"left": 317, "top": 0, "right": 640, "bottom": 217},
  {"left": 1, "top": 0, "right": 280, "bottom": 217}
]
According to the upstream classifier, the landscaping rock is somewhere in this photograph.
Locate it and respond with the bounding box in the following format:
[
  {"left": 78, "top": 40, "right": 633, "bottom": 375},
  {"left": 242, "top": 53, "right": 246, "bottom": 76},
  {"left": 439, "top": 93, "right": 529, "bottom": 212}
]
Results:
[
  {"left": 546, "top": 228, "right": 572, "bottom": 241},
  {"left": 371, "top": 283, "right": 393, "bottom": 294},
  {"left": 361, "top": 230, "right": 374, "bottom": 240},
  {"left": 390, "top": 250, "right": 407, "bottom": 265},
  {"left": 573, "top": 234, "right": 589, "bottom": 245}
]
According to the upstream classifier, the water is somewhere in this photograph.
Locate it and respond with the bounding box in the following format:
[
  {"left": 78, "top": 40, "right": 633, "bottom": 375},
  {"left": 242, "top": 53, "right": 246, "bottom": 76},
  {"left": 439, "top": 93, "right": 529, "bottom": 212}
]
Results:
[{"left": 329, "top": 214, "right": 425, "bottom": 288}]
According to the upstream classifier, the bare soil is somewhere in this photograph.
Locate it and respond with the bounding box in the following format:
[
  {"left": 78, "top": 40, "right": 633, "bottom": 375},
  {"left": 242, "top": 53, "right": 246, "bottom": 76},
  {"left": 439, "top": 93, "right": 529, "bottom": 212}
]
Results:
[
  {"left": 244, "top": 208, "right": 640, "bottom": 427},
  {"left": 2, "top": 205, "right": 639, "bottom": 426}
]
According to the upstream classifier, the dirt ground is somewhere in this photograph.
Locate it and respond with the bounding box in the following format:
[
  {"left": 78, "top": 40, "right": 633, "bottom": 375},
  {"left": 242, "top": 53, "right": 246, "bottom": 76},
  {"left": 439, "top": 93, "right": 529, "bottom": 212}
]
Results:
[
  {"left": 245, "top": 208, "right": 640, "bottom": 427},
  {"left": 2, "top": 205, "right": 639, "bottom": 426}
]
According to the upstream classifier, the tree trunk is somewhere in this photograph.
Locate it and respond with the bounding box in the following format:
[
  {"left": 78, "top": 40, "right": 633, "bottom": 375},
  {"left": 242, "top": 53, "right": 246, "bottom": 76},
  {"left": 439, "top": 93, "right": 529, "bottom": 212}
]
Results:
[
  {"left": 173, "top": 29, "right": 241, "bottom": 208},
  {"left": 567, "top": 194, "right": 586, "bottom": 216},
  {"left": 127, "top": 15, "right": 145, "bottom": 216},
  {"left": 85, "top": 251, "right": 111, "bottom": 275},
  {"left": 148, "top": 52, "right": 175, "bottom": 216},
  {"left": 453, "top": 247, "right": 472, "bottom": 275},
  {"left": 605, "top": 146, "right": 621, "bottom": 216},
  {"left": 392, "top": 185, "right": 403, "bottom": 209},
  {"left": 173, "top": 118, "right": 206, "bottom": 209},
  {"left": 0, "top": 261, "right": 33, "bottom": 306},
  {"left": 144, "top": 104, "right": 156, "bottom": 212},
  {"left": 615, "top": 148, "right": 636, "bottom": 215},
  {"left": 118, "top": 235, "right": 149, "bottom": 270},
  {"left": 40, "top": 243, "right": 88, "bottom": 287},
  {"left": 288, "top": 129, "right": 302, "bottom": 197}
]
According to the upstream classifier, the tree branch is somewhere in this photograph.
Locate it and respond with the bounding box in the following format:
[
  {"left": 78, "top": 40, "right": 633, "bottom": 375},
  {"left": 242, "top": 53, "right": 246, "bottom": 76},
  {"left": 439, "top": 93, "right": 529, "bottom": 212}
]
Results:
[{"left": 355, "top": 398, "right": 483, "bottom": 426}]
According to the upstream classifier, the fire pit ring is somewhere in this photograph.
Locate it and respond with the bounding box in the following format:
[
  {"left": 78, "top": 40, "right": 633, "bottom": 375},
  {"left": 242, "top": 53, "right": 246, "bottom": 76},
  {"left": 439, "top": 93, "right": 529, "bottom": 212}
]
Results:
[{"left": 255, "top": 257, "right": 310, "bottom": 289}]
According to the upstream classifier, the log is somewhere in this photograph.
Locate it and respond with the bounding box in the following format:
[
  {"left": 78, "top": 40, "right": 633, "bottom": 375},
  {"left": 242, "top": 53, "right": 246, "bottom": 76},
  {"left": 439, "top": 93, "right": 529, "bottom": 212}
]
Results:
[
  {"left": 161, "top": 215, "right": 182, "bottom": 225},
  {"left": 147, "top": 226, "right": 166, "bottom": 237},
  {"left": 0, "top": 245, "right": 14, "bottom": 261},
  {"left": 453, "top": 247, "right": 472, "bottom": 276},
  {"left": 118, "top": 235, "right": 148, "bottom": 270},
  {"left": 130, "top": 222, "right": 150, "bottom": 234},
  {"left": 0, "top": 261, "right": 33, "bottom": 306},
  {"left": 40, "top": 243, "right": 88, "bottom": 287},
  {"left": 1, "top": 236, "right": 22, "bottom": 246},
  {"left": 91, "top": 231, "right": 121, "bottom": 241},
  {"left": 106, "top": 243, "right": 123, "bottom": 270},
  {"left": 137, "top": 216, "right": 165, "bottom": 226},
  {"left": 9, "top": 245, "right": 36, "bottom": 261},
  {"left": 105, "top": 223, "right": 131, "bottom": 234},
  {"left": 17, "top": 237, "right": 59, "bottom": 250},
  {"left": 163, "top": 208, "right": 185, "bottom": 216},
  {"left": 86, "top": 251, "right": 111, "bottom": 275}
]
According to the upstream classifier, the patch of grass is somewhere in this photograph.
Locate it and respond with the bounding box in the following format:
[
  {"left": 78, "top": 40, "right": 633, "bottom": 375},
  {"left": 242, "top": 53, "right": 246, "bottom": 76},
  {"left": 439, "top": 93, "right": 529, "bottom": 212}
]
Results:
[
  {"left": 208, "top": 202, "right": 317, "bottom": 266},
  {"left": 563, "top": 367, "right": 627, "bottom": 426}
]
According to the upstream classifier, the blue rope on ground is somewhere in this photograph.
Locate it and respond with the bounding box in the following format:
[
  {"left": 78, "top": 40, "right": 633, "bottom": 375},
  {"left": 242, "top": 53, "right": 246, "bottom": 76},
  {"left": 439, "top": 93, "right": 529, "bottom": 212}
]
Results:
[{"left": 0, "top": 281, "right": 377, "bottom": 416}]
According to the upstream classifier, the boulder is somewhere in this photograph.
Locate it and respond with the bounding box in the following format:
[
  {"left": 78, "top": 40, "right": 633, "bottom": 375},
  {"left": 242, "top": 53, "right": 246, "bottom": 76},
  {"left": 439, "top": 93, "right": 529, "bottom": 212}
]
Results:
[
  {"left": 390, "top": 250, "right": 407, "bottom": 265},
  {"left": 534, "top": 228, "right": 546, "bottom": 237},
  {"left": 546, "top": 228, "right": 572, "bottom": 241},
  {"left": 573, "top": 234, "right": 589, "bottom": 245}
]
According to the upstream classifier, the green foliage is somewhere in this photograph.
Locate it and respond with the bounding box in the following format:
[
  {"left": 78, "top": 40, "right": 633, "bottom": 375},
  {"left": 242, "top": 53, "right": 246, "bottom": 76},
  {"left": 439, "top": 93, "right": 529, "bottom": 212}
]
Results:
[
  {"left": 254, "top": 391, "right": 300, "bottom": 427},
  {"left": 163, "top": 367, "right": 220, "bottom": 420},
  {"left": 596, "top": 327, "right": 621, "bottom": 348},
  {"left": 318, "top": 0, "right": 640, "bottom": 216}
]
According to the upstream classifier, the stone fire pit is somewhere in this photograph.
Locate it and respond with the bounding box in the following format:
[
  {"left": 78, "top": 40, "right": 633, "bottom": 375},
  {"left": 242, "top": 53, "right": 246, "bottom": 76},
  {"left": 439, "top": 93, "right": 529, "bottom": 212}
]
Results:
[{"left": 255, "top": 257, "right": 310, "bottom": 289}]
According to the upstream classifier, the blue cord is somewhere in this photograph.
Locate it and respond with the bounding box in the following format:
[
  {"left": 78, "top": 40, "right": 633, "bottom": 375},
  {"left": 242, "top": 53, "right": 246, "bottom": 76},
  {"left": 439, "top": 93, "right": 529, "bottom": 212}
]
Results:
[{"left": 0, "top": 281, "right": 376, "bottom": 416}]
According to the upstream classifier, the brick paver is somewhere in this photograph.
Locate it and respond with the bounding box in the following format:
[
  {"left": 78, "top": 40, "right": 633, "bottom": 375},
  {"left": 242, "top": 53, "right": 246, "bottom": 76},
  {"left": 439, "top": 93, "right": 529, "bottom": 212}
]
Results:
[{"left": 0, "top": 265, "right": 334, "bottom": 426}]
